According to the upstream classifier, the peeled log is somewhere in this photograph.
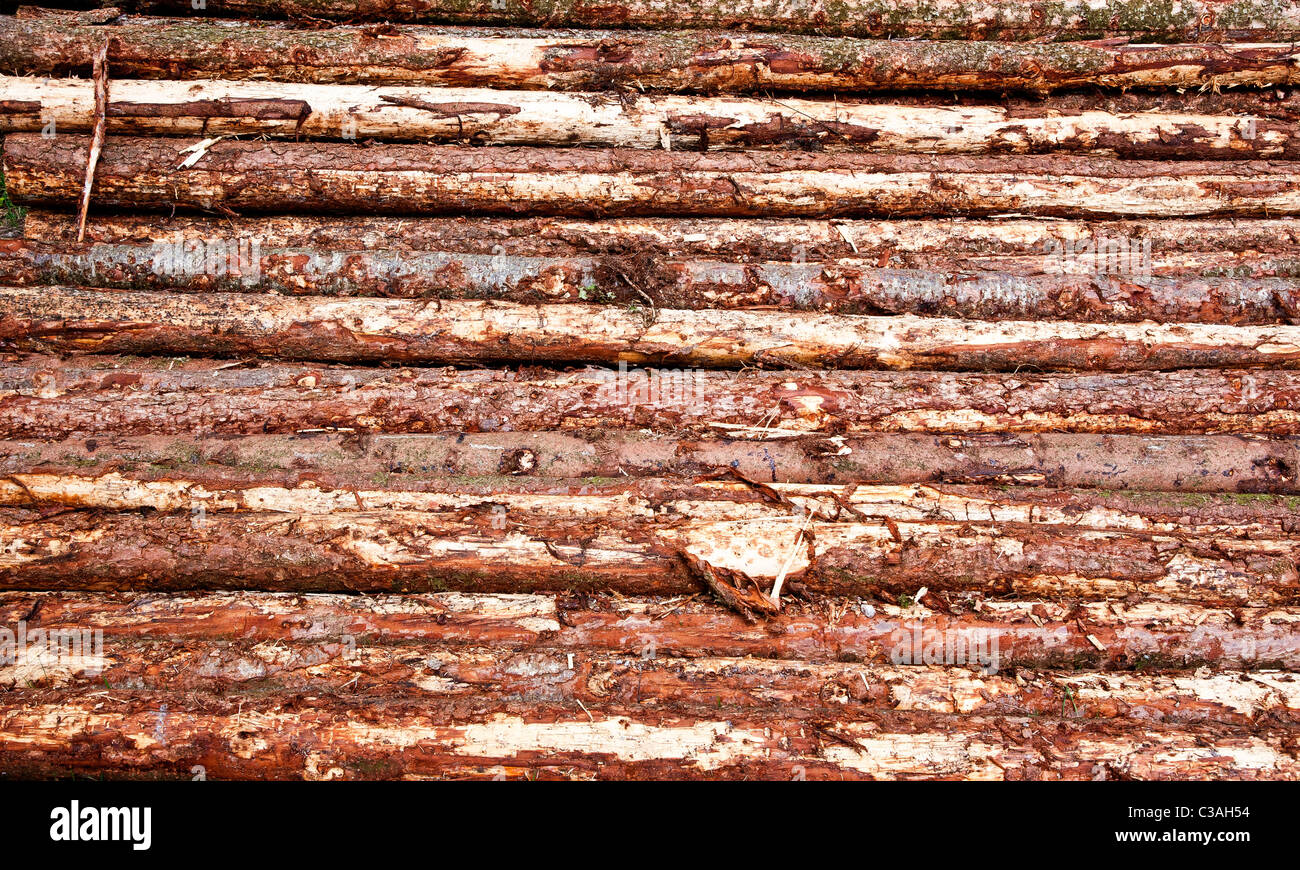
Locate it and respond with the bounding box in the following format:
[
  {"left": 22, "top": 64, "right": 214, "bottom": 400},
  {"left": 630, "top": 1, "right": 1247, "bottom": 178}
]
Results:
[
  {"left": 6, "top": 287, "right": 1300, "bottom": 371},
  {"left": 3, "top": 591, "right": 1294, "bottom": 670},
  {"left": 4, "top": 356, "right": 1300, "bottom": 439},
  {"left": 6, "top": 235, "right": 1300, "bottom": 324},
  {"left": 3, "top": 16, "right": 1299, "bottom": 92},
  {"left": 1, "top": 76, "right": 1290, "bottom": 158},
  {"left": 9, "top": 135, "right": 1300, "bottom": 218},
  {"left": 104, "top": 0, "right": 1300, "bottom": 42},
  {"left": 7, "top": 431, "right": 1300, "bottom": 492},
  {"left": 3, "top": 474, "right": 1300, "bottom": 604}
]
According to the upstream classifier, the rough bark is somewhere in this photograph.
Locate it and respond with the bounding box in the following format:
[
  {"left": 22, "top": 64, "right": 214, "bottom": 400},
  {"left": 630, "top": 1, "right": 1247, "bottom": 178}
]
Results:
[
  {"left": 10, "top": 135, "right": 1300, "bottom": 218},
  {"left": 6, "top": 287, "right": 1300, "bottom": 371},
  {"left": 102, "top": 0, "right": 1300, "bottom": 42},
  {"left": 3, "top": 76, "right": 1293, "bottom": 158},
  {"left": 4, "top": 355, "right": 1300, "bottom": 439},
  {"left": 3, "top": 16, "right": 1299, "bottom": 93},
  {"left": 4, "top": 474, "right": 1300, "bottom": 604},
  {"left": 2, "top": 591, "right": 1293, "bottom": 670},
  {"left": 7, "top": 431, "right": 1300, "bottom": 492},
  {"left": 6, "top": 233, "right": 1300, "bottom": 324}
]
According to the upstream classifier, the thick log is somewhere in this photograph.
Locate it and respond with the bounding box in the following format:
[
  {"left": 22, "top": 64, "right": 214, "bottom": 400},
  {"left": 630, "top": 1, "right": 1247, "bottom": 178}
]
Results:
[
  {"left": 2, "top": 16, "right": 1299, "bottom": 92},
  {"left": 9, "top": 135, "right": 1300, "bottom": 218},
  {"left": 4, "top": 356, "right": 1300, "bottom": 439},
  {"left": 6, "top": 287, "right": 1300, "bottom": 371},
  {"left": 3, "top": 474, "right": 1300, "bottom": 604},
  {"left": 6, "top": 632, "right": 1296, "bottom": 727},
  {"left": 6, "top": 233, "right": 1300, "bottom": 324},
  {"left": 27, "top": 211, "right": 1300, "bottom": 266},
  {"left": 103, "top": 0, "right": 1300, "bottom": 42},
  {"left": 5, "top": 692, "right": 1296, "bottom": 779},
  {"left": 3, "top": 591, "right": 1294, "bottom": 670},
  {"left": 2, "top": 76, "right": 1292, "bottom": 158},
  {"left": 6, "top": 431, "right": 1300, "bottom": 492}
]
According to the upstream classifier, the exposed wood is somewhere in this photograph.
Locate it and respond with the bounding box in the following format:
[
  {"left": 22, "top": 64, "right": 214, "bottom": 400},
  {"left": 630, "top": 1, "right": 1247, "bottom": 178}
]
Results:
[
  {"left": 10, "top": 136, "right": 1300, "bottom": 218},
  {"left": 4, "top": 355, "right": 1299, "bottom": 439},
  {"left": 6, "top": 431, "right": 1300, "bottom": 492},
  {"left": 3, "top": 473, "right": 1299, "bottom": 604},
  {"left": 2, "top": 76, "right": 1293, "bottom": 158},
  {"left": 102, "top": 0, "right": 1300, "bottom": 42},
  {"left": 2, "top": 591, "right": 1293, "bottom": 670},
  {"left": 6, "top": 287, "right": 1300, "bottom": 371},
  {"left": 3, "top": 16, "right": 1299, "bottom": 93}
]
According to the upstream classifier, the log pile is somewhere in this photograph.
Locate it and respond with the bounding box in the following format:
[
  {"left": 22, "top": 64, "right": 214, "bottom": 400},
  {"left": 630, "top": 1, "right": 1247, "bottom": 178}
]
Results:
[{"left": 1, "top": 3, "right": 1298, "bottom": 780}]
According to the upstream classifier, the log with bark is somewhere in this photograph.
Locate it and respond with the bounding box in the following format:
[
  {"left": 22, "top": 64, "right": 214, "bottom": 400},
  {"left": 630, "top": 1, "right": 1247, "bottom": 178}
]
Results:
[
  {"left": 24, "top": 210, "right": 1300, "bottom": 275},
  {"left": 2, "top": 76, "right": 1292, "bottom": 158},
  {"left": 3, "top": 591, "right": 1294, "bottom": 671},
  {"left": 6, "top": 430, "right": 1300, "bottom": 492},
  {"left": 95, "top": 0, "right": 1300, "bottom": 42},
  {"left": 4, "top": 15, "right": 1300, "bottom": 92},
  {"left": 6, "top": 287, "right": 1300, "bottom": 370},
  {"left": 4, "top": 355, "right": 1299, "bottom": 439},
  {"left": 10, "top": 136, "right": 1300, "bottom": 219},
  {"left": 6, "top": 231, "right": 1299, "bottom": 324},
  {"left": 3, "top": 473, "right": 1300, "bottom": 604}
]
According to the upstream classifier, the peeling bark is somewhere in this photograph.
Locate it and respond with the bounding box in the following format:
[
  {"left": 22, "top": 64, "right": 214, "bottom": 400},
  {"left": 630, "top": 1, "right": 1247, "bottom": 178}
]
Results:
[
  {"left": 9, "top": 135, "right": 1300, "bottom": 218},
  {"left": 3, "top": 474, "right": 1299, "bottom": 604},
  {"left": 3, "top": 17, "right": 1299, "bottom": 93},
  {"left": 4, "top": 355, "right": 1299, "bottom": 439},
  {"left": 6, "top": 287, "right": 1300, "bottom": 371},
  {"left": 6, "top": 431, "right": 1300, "bottom": 492},
  {"left": 3, "top": 76, "right": 1295, "bottom": 158}
]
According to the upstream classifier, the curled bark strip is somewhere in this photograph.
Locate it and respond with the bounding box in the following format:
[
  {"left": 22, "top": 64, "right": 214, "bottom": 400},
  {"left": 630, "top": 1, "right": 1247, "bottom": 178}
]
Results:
[{"left": 680, "top": 550, "right": 779, "bottom": 622}]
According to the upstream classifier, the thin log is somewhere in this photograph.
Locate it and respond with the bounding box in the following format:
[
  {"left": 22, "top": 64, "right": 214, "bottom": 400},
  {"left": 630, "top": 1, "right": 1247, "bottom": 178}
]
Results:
[
  {"left": 3, "top": 474, "right": 1299, "bottom": 604},
  {"left": 102, "top": 0, "right": 1300, "bottom": 42},
  {"left": 1, "top": 76, "right": 1292, "bottom": 158},
  {"left": 6, "top": 287, "right": 1300, "bottom": 371},
  {"left": 9, "top": 135, "right": 1300, "bottom": 218},
  {"left": 2, "top": 16, "right": 1299, "bottom": 92},
  {"left": 4, "top": 355, "right": 1300, "bottom": 439},
  {"left": 6, "top": 431, "right": 1300, "bottom": 492},
  {"left": 2, "top": 591, "right": 1293, "bottom": 670},
  {"left": 4, "top": 235, "right": 1298, "bottom": 323}
]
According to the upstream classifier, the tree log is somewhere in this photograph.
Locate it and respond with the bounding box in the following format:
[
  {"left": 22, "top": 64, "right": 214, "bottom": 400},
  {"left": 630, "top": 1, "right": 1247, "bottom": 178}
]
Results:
[
  {"left": 9, "top": 136, "right": 1300, "bottom": 218},
  {"left": 2, "top": 76, "right": 1292, "bottom": 158},
  {"left": 2, "top": 591, "right": 1293, "bottom": 670},
  {"left": 6, "top": 431, "right": 1300, "bottom": 491},
  {"left": 6, "top": 287, "right": 1300, "bottom": 371},
  {"left": 3, "top": 16, "right": 1299, "bottom": 92},
  {"left": 4, "top": 355, "right": 1300, "bottom": 439},
  {"left": 3, "top": 474, "right": 1299, "bottom": 604},
  {"left": 5, "top": 235, "right": 1299, "bottom": 324},
  {"left": 101, "top": 0, "right": 1300, "bottom": 42}
]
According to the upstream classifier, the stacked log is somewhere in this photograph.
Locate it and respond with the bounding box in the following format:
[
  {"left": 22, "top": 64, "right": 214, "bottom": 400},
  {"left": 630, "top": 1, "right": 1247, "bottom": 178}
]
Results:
[{"left": 1, "top": 4, "right": 1298, "bottom": 780}]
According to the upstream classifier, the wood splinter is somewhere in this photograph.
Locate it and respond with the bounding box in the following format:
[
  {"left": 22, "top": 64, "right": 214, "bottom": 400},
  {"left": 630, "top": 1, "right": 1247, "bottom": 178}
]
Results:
[{"left": 73, "top": 42, "right": 108, "bottom": 243}]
